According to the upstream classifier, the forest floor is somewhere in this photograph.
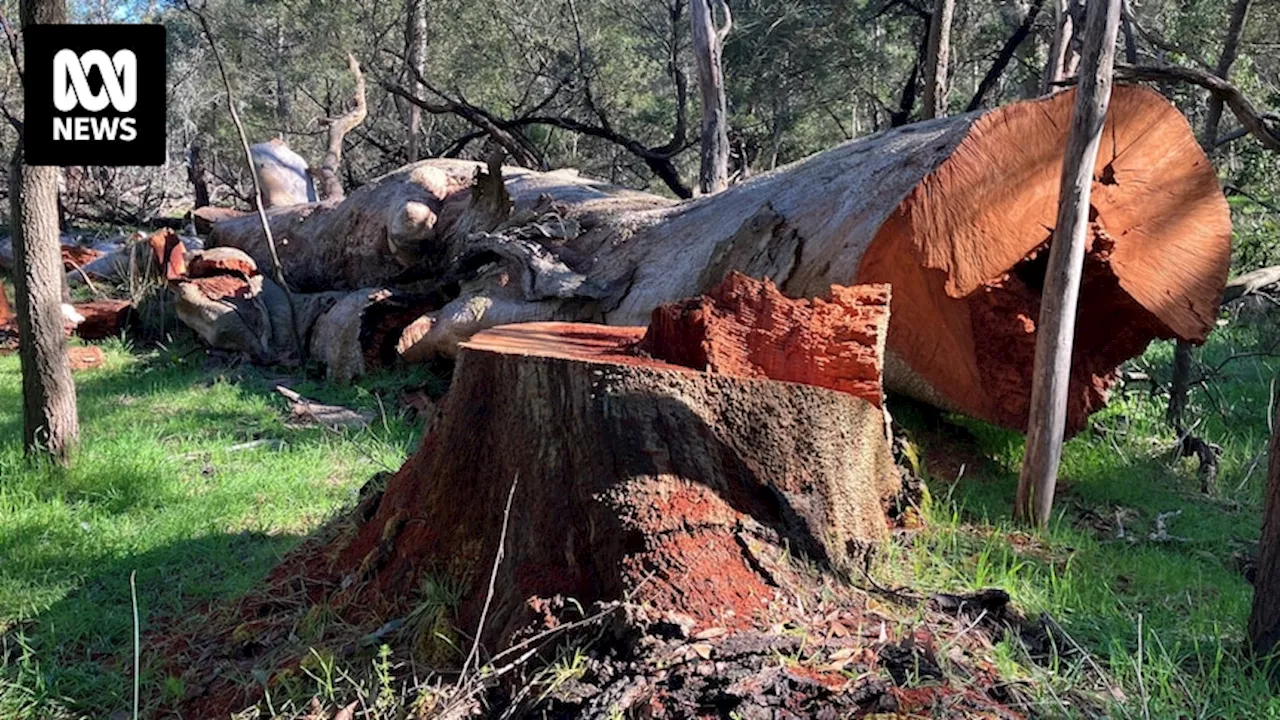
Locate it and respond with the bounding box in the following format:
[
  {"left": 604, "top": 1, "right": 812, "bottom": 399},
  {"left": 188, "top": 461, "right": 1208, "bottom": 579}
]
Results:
[{"left": 0, "top": 320, "right": 1277, "bottom": 718}]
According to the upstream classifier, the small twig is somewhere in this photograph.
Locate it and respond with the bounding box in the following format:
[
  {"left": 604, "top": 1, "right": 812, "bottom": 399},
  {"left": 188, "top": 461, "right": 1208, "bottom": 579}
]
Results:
[
  {"left": 64, "top": 256, "right": 104, "bottom": 299},
  {"left": 1149, "top": 510, "right": 1188, "bottom": 543},
  {"left": 1236, "top": 450, "right": 1267, "bottom": 493},
  {"left": 1136, "top": 614, "right": 1150, "bottom": 720},
  {"left": 130, "top": 570, "right": 140, "bottom": 720},
  {"left": 458, "top": 474, "right": 519, "bottom": 683}
]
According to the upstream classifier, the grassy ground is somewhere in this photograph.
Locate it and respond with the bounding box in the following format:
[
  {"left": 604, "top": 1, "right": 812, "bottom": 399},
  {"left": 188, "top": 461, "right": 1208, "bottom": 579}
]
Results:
[
  {"left": 883, "top": 320, "right": 1280, "bottom": 718},
  {"left": 0, "top": 320, "right": 1276, "bottom": 718},
  {"left": 0, "top": 340, "right": 436, "bottom": 719}
]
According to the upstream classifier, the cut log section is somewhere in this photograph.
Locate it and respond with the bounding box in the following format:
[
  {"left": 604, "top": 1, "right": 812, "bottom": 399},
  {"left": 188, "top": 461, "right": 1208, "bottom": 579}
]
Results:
[
  {"left": 205, "top": 86, "right": 1231, "bottom": 432},
  {"left": 72, "top": 300, "right": 132, "bottom": 341},
  {"left": 338, "top": 320, "right": 900, "bottom": 645}
]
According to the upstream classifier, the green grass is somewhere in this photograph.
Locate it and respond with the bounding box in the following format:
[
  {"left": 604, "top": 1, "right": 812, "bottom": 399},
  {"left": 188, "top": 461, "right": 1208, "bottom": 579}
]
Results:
[
  {"left": 0, "top": 340, "right": 434, "bottom": 719},
  {"left": 882, "top": 321, "right": 1280, "bottom": 718},
  {"left": 2, "top": 321, "right": 1278, "bottom": 718}
]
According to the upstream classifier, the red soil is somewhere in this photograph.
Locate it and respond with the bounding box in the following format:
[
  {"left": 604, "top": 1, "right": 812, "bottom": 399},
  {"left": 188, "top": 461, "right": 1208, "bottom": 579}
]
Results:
[{"left": 639, "top": 272, "right": 889, "bottom": 407}]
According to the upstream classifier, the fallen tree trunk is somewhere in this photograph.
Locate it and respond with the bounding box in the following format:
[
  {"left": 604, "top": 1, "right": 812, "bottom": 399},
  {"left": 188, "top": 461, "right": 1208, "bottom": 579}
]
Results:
[
  {"left": 206, "top": 85, "right": 1231, "bottom": 432},
  {"left": 336, "top": 316, "right": 900, "bottom": 647}
]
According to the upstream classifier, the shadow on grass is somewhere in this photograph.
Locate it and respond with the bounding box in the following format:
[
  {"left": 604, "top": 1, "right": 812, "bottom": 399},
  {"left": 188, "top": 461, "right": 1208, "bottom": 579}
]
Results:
[
  {"left": 0, "top": 346, "right": 440, "bottom": 718},
  {"left": 2, "top": 531, "right": 304, "bottom": 718}
]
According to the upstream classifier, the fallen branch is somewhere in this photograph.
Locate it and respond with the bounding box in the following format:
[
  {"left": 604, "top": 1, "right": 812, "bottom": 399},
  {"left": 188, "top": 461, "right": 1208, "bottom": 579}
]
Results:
[{"left": 1222, "top": 264, "right": 1280, "bottom": 304}]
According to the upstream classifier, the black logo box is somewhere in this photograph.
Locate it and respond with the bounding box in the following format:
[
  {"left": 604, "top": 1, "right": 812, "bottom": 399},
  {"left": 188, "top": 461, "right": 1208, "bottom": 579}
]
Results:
[{"left": 23, "top": 24, "right": 166, "bottom": 167}]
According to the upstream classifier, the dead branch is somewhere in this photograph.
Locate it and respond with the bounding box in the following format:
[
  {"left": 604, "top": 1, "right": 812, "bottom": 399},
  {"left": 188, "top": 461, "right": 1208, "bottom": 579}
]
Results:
[
  {"left": 379, "top": 2, "right": 694, "bottom": 198},
  {"left": 316, "top": 53, "right": 367, "bottom": 201},
  {"left": 1222, "top": 265, "right": 1280, "bottom": 304},
  {"left": 966, "top": 0, "right": 1043, "bottom": 111},
  {"left": 1115, "top": 63, "right": 1280, "bottom": 152}
]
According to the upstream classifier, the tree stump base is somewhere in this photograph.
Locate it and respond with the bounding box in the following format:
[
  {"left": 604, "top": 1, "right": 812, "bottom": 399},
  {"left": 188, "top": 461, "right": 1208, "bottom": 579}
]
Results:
[{"left": 342, "top": 319, "right": 900, "bottom": 645}]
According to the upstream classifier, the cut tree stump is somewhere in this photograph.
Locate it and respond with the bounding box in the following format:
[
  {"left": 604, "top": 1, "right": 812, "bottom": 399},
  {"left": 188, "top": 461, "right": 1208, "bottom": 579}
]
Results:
[
  {"left": 337, "top": 318, "right": 900, "bottom": 646},
  {"left": 203, "top": 86, "right": 1231, "bottom": 432}
]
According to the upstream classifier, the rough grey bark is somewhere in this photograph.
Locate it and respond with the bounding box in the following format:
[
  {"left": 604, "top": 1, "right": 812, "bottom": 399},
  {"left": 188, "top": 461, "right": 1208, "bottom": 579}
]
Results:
[
  {"left": 1017, "top": 0, "right": 1121, "bottom": 527},
  {"left": 11, "top": 0, "right": 79, "bottom": 463},
  {"left": 404, "top": 0, "right": 427, "bottom": 162},
  {"left": 1166, "top": 0, "right": 1253, "bottom": 431},
  {"left": 690, "top": 0, "right": 731, "bottom": 195},
  {"left": 921, "top": 0, "right": 955, "bottom": 119}
]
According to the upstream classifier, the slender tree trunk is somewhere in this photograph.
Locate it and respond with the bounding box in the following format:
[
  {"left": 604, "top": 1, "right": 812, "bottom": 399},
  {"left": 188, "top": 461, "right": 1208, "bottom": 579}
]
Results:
[
  {"left": 1120, "top": 0, "right": 1138, "bottom": 64},
  {"left": 1204, "top": 0, "right": 1251, "bottom": 153},
  {"left": 1016, "top": 0, "right": 1121, "bottom": 527},
  {"left": 186, "top": 140, "right": 211, "bottom": 209},
  {"left": 921, "top": 0, "right": 955, "bottom": 119},
  {"left": 1041, "top": 0, "right": 1080, "bottom": 94},
  {"left": 405, "top": 0, "right": 427, "bottom": 162},
  {"left": 1041, "top": 0, "right": 1067, "bottom": 93},
  {"left": 1166, "top": 0, "right": 1252, "bottom": 431},
  {"left": 11, "top": 0, "right": 79, "bottom": 464},
  {"left": 690, "top": 0, "right": 730, "bottom": 195},
  {"left": 274, "top": 20, "right": 290, "bottom": 137},
  {"left": 1249, "top": 394, "right": 1280, "bottom": 657}
]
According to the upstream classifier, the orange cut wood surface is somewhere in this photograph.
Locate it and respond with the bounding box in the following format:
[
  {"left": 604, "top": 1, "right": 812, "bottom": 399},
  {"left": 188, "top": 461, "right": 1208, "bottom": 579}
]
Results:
[
  {"left": 856, "top": 85, "right": 1231, "bottom": 432},
  {"left": 640, "top": 272, "right": 890, "bottom": 407}
]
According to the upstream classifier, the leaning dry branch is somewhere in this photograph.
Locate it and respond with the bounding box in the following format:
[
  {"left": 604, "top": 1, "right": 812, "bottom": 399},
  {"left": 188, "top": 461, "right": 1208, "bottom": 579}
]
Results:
[
  {"left": 966, "top": 0, "right": 1043, "bottom": 111},
  {"left": 1115, "top": 63, "right": 1280, "bottom": 152},
  {"left": 317, "top": 53, "right": 367, "bottom": 201},
  {"left": 1017, "top": 0, "right": 1121, "bottom": 528},
  {"left": 183, "top": 0, "right": 301, "bottom": 359},
  {"left": 1223, "top": 265, "right": 1280, "bottom": 304}
]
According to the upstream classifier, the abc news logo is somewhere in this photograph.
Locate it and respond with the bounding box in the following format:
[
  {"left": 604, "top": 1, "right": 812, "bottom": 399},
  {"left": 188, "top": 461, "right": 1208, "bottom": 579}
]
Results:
[{"left": 24, "top": 25, "right": 166, "bottom": 166}]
